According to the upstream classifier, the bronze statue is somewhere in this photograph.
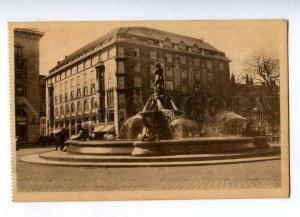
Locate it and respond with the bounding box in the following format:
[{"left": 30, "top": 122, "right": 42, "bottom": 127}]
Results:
[{"left": 153, "top": 62, "right": 164, "bottom": 95}]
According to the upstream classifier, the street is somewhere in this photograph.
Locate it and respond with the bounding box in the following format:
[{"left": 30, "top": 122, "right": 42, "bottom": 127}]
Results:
[{"left": 16, "top": 148, "right": 281, "bottom": 192}]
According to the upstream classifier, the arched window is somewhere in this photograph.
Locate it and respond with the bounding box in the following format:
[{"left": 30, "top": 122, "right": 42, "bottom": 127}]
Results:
[
  {"left": 77, "top": 101, "right": 82, "bottom": 113},
  {"left": 83, "top": 99, "right": 89, "bottom": 112},
  {"left": 71, "top": 103, "right": 75, "bottom": 113},
  {"left": 65, "top": 104, "right": 70, "bottom": 115},
  {"left": 91, "top": 97, "right": 98, "bottom": 109}
]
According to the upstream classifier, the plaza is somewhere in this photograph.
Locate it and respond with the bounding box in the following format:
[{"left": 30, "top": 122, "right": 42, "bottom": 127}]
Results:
[{"left": 16, "top": 147, "right": 281, "bottom": 192}]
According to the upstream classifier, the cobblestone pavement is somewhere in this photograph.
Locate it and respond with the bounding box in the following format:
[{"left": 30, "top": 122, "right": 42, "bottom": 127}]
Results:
[{"left": 16, "top": 148, "right": 281, "bottom": 192}]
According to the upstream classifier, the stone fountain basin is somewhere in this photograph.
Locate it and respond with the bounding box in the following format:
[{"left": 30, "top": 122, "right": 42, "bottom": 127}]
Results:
[
  {"left": 131, "top": 136, "right": 269, "bottom": 156},
  {"left": 65, "top": 139, "right": 135, "bottom": 155},
  {"left": 65, "top": 136, "right": 268, "bottom": 157}
]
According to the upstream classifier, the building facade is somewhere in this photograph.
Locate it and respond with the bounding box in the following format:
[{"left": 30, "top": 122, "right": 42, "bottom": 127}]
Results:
[
  {"left": 14, "top": 28, "right": 44, "bottom": 143},
  {"left": 45, "top": 27, "right": 231, "bottom": 137}
]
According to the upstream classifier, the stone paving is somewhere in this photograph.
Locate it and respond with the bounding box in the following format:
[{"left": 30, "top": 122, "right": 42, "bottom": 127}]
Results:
[{"left": 16, "top": 148, "right": 281, "bottom": 192}]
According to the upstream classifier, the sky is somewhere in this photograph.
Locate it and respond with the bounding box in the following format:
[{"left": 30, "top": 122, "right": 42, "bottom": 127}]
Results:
[{"left": 11, "top": 20, "right": 285, "bottom": 76}]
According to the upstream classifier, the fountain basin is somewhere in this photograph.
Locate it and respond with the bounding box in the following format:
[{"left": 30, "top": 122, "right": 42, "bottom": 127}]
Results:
[
  {"left": 65, "top": 139, "right": 135, "bottom": 155},
  {"left": 131, "top": 136, "right": 268, "bottom": 156}
]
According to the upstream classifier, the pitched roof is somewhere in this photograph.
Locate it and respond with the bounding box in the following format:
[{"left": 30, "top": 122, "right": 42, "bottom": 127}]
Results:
[{"left": 52, "top": 27, "right": 223, "bottom": 72}]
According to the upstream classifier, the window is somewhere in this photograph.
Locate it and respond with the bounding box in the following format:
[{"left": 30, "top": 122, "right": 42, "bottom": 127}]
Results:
[
  {"left": 77, "top": 101, "right": 82, "bottom": 113},
  {"left": 178, "top": 41, "right": 186, "bottom": 50},
  {"left": 134, "top": 77, "right": 142, "bottom": 87},
  {"left": 181, "top": 68, "right": 187, "bottom": 78},
  {"left": 165, "top": 53, "right": 172, "bottom": 62},
  {"left": 70, "top": 79, "right": 75, "bottom": 99},
  {"left": 83, "top": 86, "right": 88, "bottom": 96},
  {"left": 91, "top": 98, "right": 98, "bottom": 109},
  {"left": 180, "top": 56, "right": 186, "bottom": 64},
  {"left": 107, "top": 108, "right": 114, "bottom": 122},
  {"left": 118, "top": 61, "right": 125, "bottom": 74},
  {"left": 194, "top": 58, "right": 200, "bottom": 67},
  {"left": 166, "top": 66, "right": 173, "bottom": 77},
  {"left": 107, "top": 90, "right": 114, "bottom": 107},
  {"left": 162, "top": 37, "right": 172, "bottom": 48},
  {"left": 207, "top": 60, "right": 213, "bottom": 69},
  {"left": 133, "top": 88, "right": 142, "bottom": 105},
  {"left": 118, "top": 47, "right": 124, "bottom": 56},
  {"left": 220, "top": 62, "right": 224, "bottom": 70},
  {"left": 65, "top": 104, "right": 70, "bottom": 115},
  {"left": 119, "top": 94, "right": 125, "bottom": 106},
  {"left": 60, "top": 83, "right": 64, "bottom": 102},
  {"left": 65, "top": 81, "right": 69, "bottom": 101},
  {"left": 77, "top": 89, "right": 81, "bottom": 97},
  {"left": 77, "top": 76, "right": 81, "bottom": 97},
  {"left": 195, "top": 70, "right": 201, "bottom": 80},
  {"left": 166, "top": 81, "right": 174, "bottom": 90},
  {"left": 83, "top": 99, "right": 89, "bottom": 112},
  {"left": 192, "top": 44, "right": 199, "bottom": 53},
  {"left": 90, "top": 83, "right": 96, "bottom": 94},
  {"left": 60, "top": 106, "right": 64, "bottom": 116},
  {"left": 71, "top": 103, "right": 75, "bottom": 113},
  {"left": 150, "top": 50, "right": 157, "bottom": 60},
  {"left": 55, "top": 107, "right": 59, "bottom": 117},
  {"left": 208, "top": 72, "right": 214, "bottom": 83},
  {"left": 134, "top": 63, "right": 141, "bottom": 72},
  {"left": 134, "top": 48, "right": 140, "bottom": 57},
  {"left": 118, "top": 77, "right": 125, "bottom": 89}
]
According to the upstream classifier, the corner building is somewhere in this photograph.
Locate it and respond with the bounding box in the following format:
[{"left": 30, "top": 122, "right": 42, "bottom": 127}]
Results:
[
  {"left": 45, "top": 27, "right": 231, "bottom": 137},
  {"left": 14, "top": 28, "right": 44, "bottom": 143}
]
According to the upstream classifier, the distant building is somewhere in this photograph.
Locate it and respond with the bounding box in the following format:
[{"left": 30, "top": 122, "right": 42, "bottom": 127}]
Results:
[
  {"left": 45, "top": 27, "right": 231, "bottom": 137},
  {"left": 14, "top": 28, "right": 44, "bottom": 143}
]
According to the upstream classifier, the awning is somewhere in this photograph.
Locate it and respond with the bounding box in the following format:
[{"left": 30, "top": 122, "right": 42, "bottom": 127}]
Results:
[
  {"left": 93, "top": 124, "right": 115, "bottom": 133},
  {"left": 81, "top": 121, "right": 96, "bottom": 129}
]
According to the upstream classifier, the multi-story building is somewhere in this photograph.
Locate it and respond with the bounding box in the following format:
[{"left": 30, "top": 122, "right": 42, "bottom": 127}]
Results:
[
  {"left": 45, "top": 27, "right": 231, "bottom": 137},
  {"left": 14, "top": 28, "right": 44, "bottom": 143}
]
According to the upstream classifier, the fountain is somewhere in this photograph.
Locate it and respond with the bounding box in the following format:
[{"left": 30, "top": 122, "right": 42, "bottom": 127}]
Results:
[{"left": 20, "top": 62, "right": 280, "bottom": 167}]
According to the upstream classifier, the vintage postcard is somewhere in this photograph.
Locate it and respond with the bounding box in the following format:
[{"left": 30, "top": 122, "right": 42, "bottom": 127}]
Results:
[{"left": 10, "top": 20, "right": 289, "bottom": 201}]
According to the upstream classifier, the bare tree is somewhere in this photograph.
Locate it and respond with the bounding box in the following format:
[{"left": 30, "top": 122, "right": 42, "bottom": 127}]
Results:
[
  {"left": 244, "top": 50, "right": 279, "bottom": 88},
  {"left": 244, "top": 50, "right": 280, "bottom": 134}
]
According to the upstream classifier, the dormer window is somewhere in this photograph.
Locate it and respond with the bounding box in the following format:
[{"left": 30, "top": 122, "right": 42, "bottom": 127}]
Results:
[
  {"left": 178, "top": 40, "right": 186, "bottom": 51},
  {"left": 192, "top": 43, "right": 199, "bottom": 53},
  {"left": 162, "top": 37, "right": 172, "bottom": 48}
]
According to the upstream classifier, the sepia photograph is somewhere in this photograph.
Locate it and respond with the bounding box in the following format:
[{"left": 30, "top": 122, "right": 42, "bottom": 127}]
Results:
[{"left": 10, "top": 20, "right": 289, "bottom": 201}]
